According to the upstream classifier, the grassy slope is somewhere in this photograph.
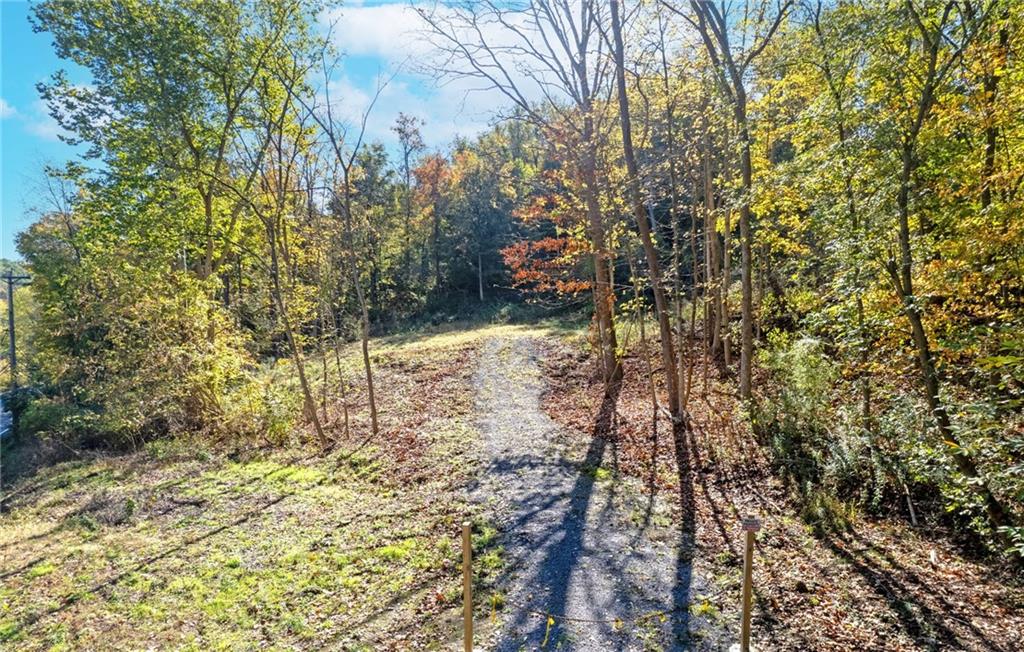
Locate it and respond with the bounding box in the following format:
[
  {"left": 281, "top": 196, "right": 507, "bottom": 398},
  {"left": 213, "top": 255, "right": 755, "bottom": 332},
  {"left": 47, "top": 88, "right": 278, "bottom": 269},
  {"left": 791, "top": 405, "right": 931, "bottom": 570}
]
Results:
[{"left": 0, "top": 323, "right": 557, "bottom": 651}]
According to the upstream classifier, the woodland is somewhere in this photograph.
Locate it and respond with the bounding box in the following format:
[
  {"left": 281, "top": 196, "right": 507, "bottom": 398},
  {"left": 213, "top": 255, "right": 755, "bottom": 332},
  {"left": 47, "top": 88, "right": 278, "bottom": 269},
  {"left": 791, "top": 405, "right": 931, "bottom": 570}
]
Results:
[{"left": 1, "top": 0, "right": 1023, "bottom": 650}]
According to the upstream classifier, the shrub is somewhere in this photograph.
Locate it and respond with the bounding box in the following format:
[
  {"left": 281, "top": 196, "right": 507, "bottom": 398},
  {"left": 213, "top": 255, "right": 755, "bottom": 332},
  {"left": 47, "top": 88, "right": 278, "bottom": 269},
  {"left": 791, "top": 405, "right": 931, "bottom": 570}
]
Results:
[
  {"left": 754, "top": 333, "right": 880, "bottom": 529},
  {"left": 754, "top": 334, "right": 837, "bottom": 486},
  {"left": 19, "top": 397, "right": 83, "bottom": 437},
  {"left": 18, "top": 224, "right": 255, "bottom": 447}
]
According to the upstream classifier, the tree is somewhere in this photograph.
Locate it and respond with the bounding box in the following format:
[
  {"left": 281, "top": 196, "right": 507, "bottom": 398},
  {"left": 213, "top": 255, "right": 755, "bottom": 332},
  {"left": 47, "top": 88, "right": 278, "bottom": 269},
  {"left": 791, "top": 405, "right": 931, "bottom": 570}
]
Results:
[
  {"left": 610, "top": 0, "right": 681, "bottom": 418},
  {"left": 448, "top": 131, "right": 521, "bottom": 301},
  {"left": 418, "top": 0, "right": 623, "bottom": 389},
  {"left": 871, "top": 0, "right": 1010, "bottom": 532},
  {"left": 392, "top": 113, "right": 425, "bottom": 286},
  {"left": 33, "top": 0, "right": 314, "bottom": 285},
  {"left": 665, "top": 0, "right": 793, "bottom": 400},
  {"left": 414, "top": 153, "right": 452, "bottom": 293},
  {"left": 297, "top": 57, "right": 389, "bottom": 438},
  {"left": 221, "top": 50, "right": 328, "bottom": 446}
]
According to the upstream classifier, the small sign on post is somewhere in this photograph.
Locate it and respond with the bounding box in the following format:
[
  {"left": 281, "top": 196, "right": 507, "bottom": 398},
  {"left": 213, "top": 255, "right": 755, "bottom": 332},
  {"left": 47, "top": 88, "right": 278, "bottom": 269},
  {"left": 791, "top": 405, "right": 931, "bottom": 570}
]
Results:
[
  {"left": 736, "top": 516, "right": 761, "bottom": 652},
  {"left": 462, "top": 521, "right": 473, "bottom": 652}
]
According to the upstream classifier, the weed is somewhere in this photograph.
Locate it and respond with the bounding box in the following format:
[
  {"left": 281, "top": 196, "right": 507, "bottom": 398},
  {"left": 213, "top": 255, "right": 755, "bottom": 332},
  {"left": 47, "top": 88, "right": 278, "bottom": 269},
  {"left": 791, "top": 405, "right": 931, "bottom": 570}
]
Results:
[
  {"left": 376, "top": 540, "right": 415, "bottom": 561},
  {"left": 689, "top": 598, "right": 720, "bottom": 620},
  {"left": 0, "top": 621, "right": 21, "bottom": 642},
  {"left": 583, "top": 465, "right": 613, "bottom": 481},
  {"left": 27, "top": 561, "right": 58, "bottom": 579}
]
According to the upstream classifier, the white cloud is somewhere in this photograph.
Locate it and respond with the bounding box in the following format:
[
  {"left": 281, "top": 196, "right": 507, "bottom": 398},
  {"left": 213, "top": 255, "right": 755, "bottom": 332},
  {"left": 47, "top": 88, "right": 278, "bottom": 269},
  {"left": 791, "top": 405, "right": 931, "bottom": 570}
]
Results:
[
  {"left": 0, "top": 98, "right": 16, "bottom": 119},
  {"left": 26, "top": 119, "right": 62, "bottom": 141},
  {"left": 25, "top": 99, "right": 64, "bottom": 142},
  {"left": 313, "top": 71, "right": 493, "bottom": 152},
  {"left": 320, "top": 3, "right": 433, "bottom": 62},
  {"left": 317, "top": 2, "right": 541, "bottom": 148}
]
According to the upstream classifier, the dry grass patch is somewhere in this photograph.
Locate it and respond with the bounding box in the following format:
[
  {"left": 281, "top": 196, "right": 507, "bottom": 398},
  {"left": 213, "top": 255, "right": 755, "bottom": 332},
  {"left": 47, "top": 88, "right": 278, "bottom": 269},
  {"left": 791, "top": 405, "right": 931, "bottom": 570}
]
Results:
[{"left": 0, "top": 325, "right": 529, "bottom": 651}]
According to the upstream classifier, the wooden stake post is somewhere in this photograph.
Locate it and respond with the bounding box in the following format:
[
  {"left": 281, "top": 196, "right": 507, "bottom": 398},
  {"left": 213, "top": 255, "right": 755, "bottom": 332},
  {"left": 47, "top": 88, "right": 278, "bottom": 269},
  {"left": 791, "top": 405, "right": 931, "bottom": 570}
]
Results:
[
  {"left": 739, "top": 516, "right": 761, "bottom": 652},
  {"left": 462, "top": 521, "right": 473, "bottom": 652}
]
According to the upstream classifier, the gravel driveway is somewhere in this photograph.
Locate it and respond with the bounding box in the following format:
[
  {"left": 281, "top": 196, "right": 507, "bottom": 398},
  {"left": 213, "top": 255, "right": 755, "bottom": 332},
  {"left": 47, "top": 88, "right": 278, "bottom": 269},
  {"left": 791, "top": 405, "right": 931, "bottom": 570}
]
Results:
[{"left": 469, "top": 335, "right": 727, "bottom": 651}]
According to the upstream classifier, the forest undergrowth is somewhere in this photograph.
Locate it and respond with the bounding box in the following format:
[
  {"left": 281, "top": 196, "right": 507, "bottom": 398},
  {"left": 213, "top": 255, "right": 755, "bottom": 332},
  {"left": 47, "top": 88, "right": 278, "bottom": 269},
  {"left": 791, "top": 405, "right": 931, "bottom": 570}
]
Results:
[{"left": 541, "top": 333, "right": 1024, "bottom": 652}]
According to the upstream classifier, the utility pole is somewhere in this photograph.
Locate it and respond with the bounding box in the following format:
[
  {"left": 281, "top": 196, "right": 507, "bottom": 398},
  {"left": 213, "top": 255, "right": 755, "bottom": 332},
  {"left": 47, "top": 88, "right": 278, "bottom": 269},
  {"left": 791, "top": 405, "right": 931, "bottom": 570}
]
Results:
[{"left": 5, "top": 269, "right": 30, "bottom": 388}]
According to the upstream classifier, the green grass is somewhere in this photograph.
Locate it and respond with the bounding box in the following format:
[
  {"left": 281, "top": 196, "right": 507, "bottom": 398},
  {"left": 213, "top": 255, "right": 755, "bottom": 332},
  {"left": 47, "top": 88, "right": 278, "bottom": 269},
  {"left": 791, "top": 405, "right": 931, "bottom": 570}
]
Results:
[
  {"left": 583, "top": 464, "right": 614, "bottom": 481},
  {"left": 27, "top": 560, "right": 58, "bottom": 578},
  {"left": 0, "top": 326, "right": 503, "bottom": 650}
]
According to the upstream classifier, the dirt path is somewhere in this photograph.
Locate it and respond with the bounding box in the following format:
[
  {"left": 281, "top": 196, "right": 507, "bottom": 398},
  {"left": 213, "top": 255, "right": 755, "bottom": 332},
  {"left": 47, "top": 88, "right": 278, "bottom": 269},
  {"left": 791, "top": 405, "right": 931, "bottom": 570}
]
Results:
[{"left": 470, "top": 335, "right": 728, "bottom": 651}]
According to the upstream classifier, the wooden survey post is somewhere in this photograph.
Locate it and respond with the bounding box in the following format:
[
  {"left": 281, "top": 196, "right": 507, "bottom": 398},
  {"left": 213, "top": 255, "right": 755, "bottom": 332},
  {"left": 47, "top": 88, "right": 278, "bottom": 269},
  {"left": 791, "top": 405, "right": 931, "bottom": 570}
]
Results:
[
  {"left": 740, "top": 516, "right": 761, "bottom": 652},
  {"left": 462, "top": 521, "right": 473, "bottom": 652}
]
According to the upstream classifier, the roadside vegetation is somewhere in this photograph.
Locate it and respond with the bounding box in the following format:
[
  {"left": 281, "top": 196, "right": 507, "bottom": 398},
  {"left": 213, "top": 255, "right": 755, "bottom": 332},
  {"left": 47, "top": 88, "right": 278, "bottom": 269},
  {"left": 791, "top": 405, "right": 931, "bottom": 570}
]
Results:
[{"left": 542, "top": 332, "right": 1024, "bottom": 650}]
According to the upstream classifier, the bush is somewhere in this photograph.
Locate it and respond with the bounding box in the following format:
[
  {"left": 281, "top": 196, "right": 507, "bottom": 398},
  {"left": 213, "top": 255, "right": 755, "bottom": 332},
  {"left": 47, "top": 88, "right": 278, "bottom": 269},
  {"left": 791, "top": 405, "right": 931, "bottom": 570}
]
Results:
[
  {"left": 753, "top": 333, "right": 881, "bottom": 529},
  {"left": 753, "top": 330, "right": 1022, "bottom": 552},
  {"left": 19, "top": 230, "right": 254, "bottom": 447},
  {"left": 220, "top": 368, "right": 300, "bottom": 445},
  {"left": 18, "top": 397, "right": 81, "bottom": 436},
  {"left": 753, "top": 333, "right": 836, "bottom": 485}
]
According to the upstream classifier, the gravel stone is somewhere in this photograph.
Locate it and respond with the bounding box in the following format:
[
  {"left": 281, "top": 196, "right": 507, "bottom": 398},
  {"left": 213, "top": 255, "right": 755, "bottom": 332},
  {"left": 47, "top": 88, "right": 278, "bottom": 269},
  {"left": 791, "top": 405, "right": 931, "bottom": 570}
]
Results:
[{"left": 470, "top": 335, "right": 728, "bottom": 651}]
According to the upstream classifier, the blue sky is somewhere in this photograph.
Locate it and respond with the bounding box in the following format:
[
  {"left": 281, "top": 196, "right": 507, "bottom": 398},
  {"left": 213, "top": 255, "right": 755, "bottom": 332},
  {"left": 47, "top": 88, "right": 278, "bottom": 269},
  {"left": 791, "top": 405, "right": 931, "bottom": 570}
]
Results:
[
  {"left": 0, "top": 0, "right": 504, "bottom": 260},
  {"left": 1, "top": 0, "right": 88, "bottom": 260}
]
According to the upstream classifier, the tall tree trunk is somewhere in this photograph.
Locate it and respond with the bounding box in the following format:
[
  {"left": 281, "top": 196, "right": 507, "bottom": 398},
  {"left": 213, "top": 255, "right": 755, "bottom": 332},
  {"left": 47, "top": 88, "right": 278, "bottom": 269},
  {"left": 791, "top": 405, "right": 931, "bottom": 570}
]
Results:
[
  {"left": 201, "top": 190, "right": 215, "bottom": 280},
  {"left": 721, "top": 157, "right": 733, "bottom": 369},
  {"left": 703, "top": 127, "right": 723, "bottom": 361},
  {"left": 685, "top": 177, "right": 700, "bottom": 408},
  {"left": 611, "top": 0, "right": 680, "bottom": 418},
  {"left": 267, "top": 220, "right": 327, "bottom": 447},
  {"left": 890, "top": 145, "right": 1009, "bottom": 532},
  {"left": 318, "top": 320, "right": 329, "bottom": 424},
  {"left": 432, "top": 196, "right": 442, "bottom": 291},
  {"left": 581, "top": 135, "right": 621, "bottom": 389},
  {"left": 201, "top": 189, "right": 218, "bottom": 343},
  {"left": 702, "top": 172, "right": 713, "bottom": 399},
  {"left": 478, "top": 252, "right": 484, "bottom": 302},
  {"left": 328, "top": 306, "right": 350, "bottom": 440},
  {"left": 980, "top": 15, "right": 1008, "bottom": 210},
  {"left": 735, "top": 91, "right": 755, "bottom": 400},
  {"left": 236, "top": 257, "right": 243, "bottom": 306},
  {"left": 342, "top": 185, "right": 379, "bottom": 437},
  {"left": 658, "top": 8, "right": 688, "bottom": 411}
]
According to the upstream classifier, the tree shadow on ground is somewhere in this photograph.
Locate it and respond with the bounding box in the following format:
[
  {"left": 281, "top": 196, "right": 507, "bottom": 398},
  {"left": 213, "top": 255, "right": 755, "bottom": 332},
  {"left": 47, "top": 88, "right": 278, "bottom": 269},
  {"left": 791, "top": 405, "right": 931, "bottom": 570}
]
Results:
[
  {"left": 529, "top": 381, "right": 622, "bottom": 639},
  {"left": 476, "top": 370, "right": 690, "bottom": 649},
  {"left": 669, "top": 414, "right": 698, "bottom": 646},
  {"left": 819, "top": 528, "right": 1009, "bottom": 652}
]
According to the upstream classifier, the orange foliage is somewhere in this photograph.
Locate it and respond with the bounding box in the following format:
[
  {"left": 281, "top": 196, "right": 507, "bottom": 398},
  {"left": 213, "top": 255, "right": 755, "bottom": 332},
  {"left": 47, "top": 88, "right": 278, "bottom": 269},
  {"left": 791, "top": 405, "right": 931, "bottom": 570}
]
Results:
[{"left": 501, "top": 236, "right": 590, "bottom": 296}]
